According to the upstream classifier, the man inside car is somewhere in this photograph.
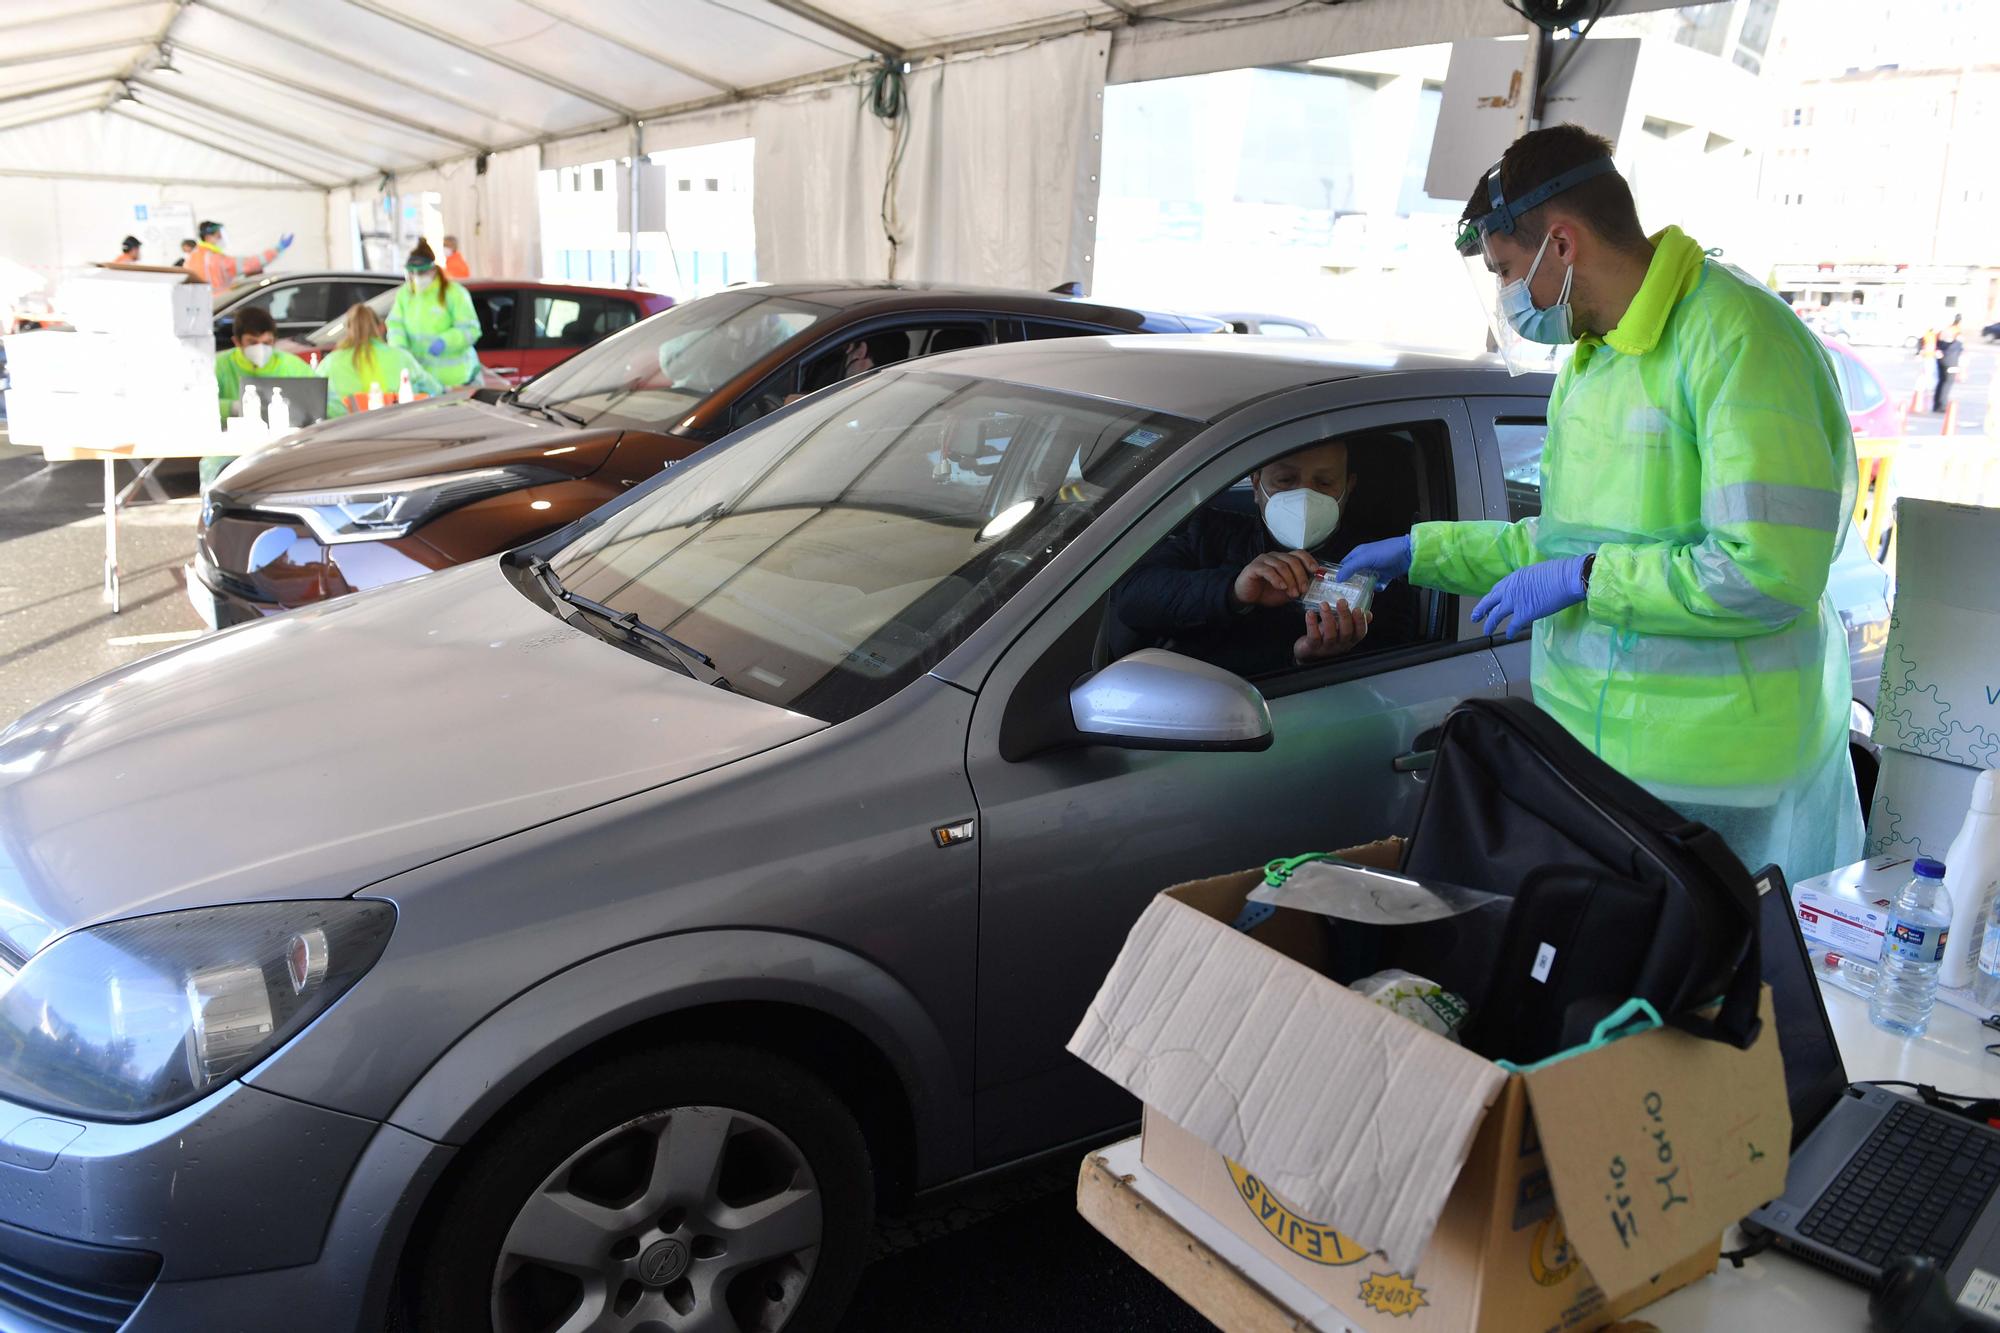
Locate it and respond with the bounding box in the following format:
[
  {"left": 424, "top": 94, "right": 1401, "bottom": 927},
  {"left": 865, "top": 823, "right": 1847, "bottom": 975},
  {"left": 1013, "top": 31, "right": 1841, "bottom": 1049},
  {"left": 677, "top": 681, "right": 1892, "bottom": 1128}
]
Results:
[{"left": 1110, "top": 436, "right": 1416, "bottom": 677}]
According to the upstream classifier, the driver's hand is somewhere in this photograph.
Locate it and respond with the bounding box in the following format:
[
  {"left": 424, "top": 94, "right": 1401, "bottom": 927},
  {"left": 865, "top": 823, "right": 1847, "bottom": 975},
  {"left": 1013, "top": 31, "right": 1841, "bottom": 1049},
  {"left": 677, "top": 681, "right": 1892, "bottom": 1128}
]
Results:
[
  {"left": 1294, "top": 599, "right": 1370, "bottom": 663},
  {"left": 1231, "top": 550, "right": 1318, "bottom": 610}
]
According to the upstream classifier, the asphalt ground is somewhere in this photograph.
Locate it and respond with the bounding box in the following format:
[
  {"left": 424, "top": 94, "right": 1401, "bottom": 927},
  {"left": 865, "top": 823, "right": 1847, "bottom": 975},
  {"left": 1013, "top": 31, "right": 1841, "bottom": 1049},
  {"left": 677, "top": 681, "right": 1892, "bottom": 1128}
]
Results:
[{"left": 0, "top": 339, "right": 1991, "bottom": 1332}]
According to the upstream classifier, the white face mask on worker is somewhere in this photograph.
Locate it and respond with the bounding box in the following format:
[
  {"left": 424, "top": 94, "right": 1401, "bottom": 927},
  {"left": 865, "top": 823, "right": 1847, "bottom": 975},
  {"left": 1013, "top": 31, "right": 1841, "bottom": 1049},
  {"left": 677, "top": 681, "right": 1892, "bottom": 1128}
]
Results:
[
  {"left": 1260, "top": 486, "right": 1342, "bottom": 550},
  {"left": 244, "top": 343, "right": 274, "bottom": 369},
  {"left": 411, "top": 271, "right": 435, "bottom": 289}
]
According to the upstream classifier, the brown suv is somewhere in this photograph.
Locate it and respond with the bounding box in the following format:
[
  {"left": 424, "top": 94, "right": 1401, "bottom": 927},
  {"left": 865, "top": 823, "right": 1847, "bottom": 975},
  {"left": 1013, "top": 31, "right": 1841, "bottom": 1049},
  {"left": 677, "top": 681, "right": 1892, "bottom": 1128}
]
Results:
[{"left": 190, "top": 282, "right": 1224, "bottom": 626}]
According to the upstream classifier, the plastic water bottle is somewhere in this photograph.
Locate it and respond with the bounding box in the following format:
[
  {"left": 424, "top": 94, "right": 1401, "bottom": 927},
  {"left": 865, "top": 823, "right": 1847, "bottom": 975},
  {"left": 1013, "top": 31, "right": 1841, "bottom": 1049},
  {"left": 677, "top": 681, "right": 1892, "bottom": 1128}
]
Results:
[
  {"left": 267, "top": 385, "right": 288, "bottom": 431},
  {"left": 1943, "top": 770, "right": 2000, "bottom": 990},
  {"left": 239, "top": 382, "right": 258, "bottom": 422},
  {"left": 397, "top": 368, "right": 414, "bottom": 403},
  {"left": 1870, "top": 858, "right": 1954, "bottom": 1037},
  {"left": 367, "top": 381, "right": 385, "bottom": 412}
]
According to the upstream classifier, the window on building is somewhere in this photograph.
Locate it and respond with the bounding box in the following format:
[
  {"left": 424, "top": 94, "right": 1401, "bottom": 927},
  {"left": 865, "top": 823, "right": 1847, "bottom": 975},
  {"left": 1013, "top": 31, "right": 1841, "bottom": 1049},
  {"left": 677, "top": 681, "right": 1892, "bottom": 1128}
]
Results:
[
  {"left": 570, "top": 170, "right": 582, "bottom": 192},
  {"left": 678, "top": 179, "right": 692, "bottom": 191},
  {"left": 593, "top": 167, "right": 605, "bottom": 192},
  {"left": 705, "top": 178, "right": 719, "bottom": 191}
]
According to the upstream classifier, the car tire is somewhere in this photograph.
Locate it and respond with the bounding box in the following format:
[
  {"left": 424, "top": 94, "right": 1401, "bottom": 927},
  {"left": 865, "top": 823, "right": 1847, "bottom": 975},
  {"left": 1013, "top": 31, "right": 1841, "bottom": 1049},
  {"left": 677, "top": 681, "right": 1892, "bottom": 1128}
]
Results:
[{"left": 412, "top": 1042, "right": 874, "bottom": 1333}]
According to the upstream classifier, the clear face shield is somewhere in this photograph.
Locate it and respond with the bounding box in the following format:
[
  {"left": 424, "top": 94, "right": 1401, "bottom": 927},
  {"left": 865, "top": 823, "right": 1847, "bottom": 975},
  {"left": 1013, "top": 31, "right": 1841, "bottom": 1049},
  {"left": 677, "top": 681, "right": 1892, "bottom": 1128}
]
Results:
[
  {"left": 1458, "top": 226, "right": 1568, "bottom": 377},
  {"left": 1455, "top": 154, "right": 1618, "bottom": 377}
]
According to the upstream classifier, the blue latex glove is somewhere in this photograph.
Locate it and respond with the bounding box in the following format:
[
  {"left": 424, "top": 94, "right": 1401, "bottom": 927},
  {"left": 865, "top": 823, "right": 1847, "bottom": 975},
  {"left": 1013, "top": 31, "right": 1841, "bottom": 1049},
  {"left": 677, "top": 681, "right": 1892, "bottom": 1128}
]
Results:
[
  {"left": 1471, "top": 556, "right": 1589, "bottom": 638},
  {"left": 427, "top": 337, "right": 447, "bottom": 356},
  {"left": 278, "top": 232, "right": 294, "bottom": 251},
  {"left": 1335, "top": 534, "right": 1413, "bottom": 584}
]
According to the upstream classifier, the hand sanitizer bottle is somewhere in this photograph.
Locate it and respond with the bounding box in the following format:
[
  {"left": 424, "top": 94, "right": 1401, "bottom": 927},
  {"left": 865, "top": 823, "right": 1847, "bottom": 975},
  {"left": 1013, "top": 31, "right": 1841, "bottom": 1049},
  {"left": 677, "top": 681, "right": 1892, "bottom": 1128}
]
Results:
[
  {"left": 267, "top": 385, "right": 288, "bottom": 432},
  {"left": 240, "top": 383, "right": 258, "bottom": 422},
  {"left": 398, "top": 368, "right": 414, "bottom": 404},
  {"left": 367, "top": 381, "right": 385, "bottom": 412}
]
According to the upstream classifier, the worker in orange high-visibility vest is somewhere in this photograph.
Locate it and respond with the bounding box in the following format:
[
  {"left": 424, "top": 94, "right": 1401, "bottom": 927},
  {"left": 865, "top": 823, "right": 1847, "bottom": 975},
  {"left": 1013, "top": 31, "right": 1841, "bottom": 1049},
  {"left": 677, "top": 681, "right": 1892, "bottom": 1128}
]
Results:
[
  {"left": 185, "top": 219, "right": 293, "bottom": 294},
  {"left": 442, "top": 234, "right": 471, "bottom": 280}
]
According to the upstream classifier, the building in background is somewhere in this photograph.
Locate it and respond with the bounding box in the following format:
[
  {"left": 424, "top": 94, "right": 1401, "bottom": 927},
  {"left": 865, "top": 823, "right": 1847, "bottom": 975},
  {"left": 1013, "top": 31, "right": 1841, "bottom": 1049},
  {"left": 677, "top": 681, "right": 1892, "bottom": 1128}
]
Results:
[
  {"left": 538, "top": 139, "right": 755, "bottom": 299},
  {"left": 1758, "top": 59, "right": 1999, "bottom": 334},
  {"left": 1091, "top": 25, "right": 1767, "bottom": 352}
]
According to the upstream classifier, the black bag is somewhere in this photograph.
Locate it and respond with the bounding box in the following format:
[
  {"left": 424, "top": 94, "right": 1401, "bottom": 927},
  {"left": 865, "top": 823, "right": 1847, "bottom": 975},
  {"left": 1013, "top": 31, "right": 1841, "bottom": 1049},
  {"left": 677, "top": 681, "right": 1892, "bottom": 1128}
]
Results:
[{"left": 1401, "top": 696, "right": 1762, "bottom": 1065}]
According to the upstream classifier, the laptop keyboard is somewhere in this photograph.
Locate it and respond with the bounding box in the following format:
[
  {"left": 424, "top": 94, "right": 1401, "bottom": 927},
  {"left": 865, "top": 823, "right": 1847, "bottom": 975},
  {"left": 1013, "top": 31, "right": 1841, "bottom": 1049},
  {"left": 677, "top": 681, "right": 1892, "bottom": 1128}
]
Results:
[{"left": 1797, "top": 1101, "right": 2000, "bottom": 1270}]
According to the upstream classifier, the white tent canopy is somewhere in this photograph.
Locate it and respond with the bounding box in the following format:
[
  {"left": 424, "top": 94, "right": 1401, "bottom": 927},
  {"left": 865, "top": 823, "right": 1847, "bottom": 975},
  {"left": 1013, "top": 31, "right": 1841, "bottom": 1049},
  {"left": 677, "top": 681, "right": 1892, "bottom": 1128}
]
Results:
[{"left": 0, "top": 0, "right": 1660, "bottom": 288}]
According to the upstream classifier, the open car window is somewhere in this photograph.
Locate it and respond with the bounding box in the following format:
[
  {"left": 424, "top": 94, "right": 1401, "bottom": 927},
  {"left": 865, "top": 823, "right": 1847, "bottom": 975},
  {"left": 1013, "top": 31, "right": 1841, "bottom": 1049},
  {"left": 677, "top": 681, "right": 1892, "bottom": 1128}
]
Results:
[
  {"left": 546, "top": 370, "right": 1200, "bottom": 724},
  {"left": 514, "top": 290, "right": 834, "bottom": 430},
  {"left": 1106, "top": 418, "right": 1456, "bottom": 682}
]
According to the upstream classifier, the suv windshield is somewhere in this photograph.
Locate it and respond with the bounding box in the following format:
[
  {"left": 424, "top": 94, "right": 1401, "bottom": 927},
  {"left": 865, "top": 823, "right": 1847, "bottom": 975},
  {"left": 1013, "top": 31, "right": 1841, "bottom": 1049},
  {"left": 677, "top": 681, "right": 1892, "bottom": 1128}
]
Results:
[
  {"left": 304, "top": 289, "right": 396, "bottom": 349},
  {"left": 543, "top": 369, "right": 1199, "bottom": 723},
  {"left": 513, "top": 290, "right": 834, "bottom": 431}
]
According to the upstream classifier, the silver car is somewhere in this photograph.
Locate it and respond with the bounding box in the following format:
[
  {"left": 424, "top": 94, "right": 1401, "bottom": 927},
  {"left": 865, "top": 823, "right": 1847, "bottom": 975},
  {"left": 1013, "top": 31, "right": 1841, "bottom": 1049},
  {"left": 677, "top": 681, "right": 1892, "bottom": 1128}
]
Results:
[{"left": 0, "top": 337, "right": 1885, "bottom": 1333}]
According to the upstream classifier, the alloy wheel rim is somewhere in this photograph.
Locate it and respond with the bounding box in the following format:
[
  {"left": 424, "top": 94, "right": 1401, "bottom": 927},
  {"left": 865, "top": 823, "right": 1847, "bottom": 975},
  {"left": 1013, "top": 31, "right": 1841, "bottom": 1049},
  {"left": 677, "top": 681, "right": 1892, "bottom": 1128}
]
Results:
[{"left": 491, "top": 1104, "right": 822, "bottom": 1333}]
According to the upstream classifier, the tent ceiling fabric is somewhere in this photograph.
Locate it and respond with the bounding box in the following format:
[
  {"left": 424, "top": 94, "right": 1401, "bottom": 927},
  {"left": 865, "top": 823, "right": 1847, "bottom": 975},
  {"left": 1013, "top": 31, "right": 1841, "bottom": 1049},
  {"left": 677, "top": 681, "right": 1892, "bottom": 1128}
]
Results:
[{"left": 0, "top": 0, "right": 1541, "bottom": 187}]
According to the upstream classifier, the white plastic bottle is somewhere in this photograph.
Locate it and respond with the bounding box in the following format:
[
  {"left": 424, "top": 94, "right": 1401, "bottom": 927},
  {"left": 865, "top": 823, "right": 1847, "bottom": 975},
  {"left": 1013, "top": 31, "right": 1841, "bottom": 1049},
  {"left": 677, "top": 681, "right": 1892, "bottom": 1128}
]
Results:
[
  {"left": 367, "top": 380, "right": 385, "bottom": 412},
  {"left": 240, "top": 382, "right": 259, "bottom": 422},
  {"left": 267, "top": 385, "right": 288, "bottom": 432},
  {"left": 1941, "top": 771, "right": 2000, "bottom": 987},
  {"left": 397, "top": 368, "right": 414, "bottom": 403}
]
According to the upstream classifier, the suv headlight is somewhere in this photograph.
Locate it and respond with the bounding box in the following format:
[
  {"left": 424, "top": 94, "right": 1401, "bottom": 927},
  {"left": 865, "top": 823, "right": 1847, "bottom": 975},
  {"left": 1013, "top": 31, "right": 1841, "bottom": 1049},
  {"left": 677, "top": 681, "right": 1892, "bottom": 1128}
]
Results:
[
  {"left": 256, "top": 465, "right": 561, "bottom": 544},
  {"left": 0, "top": 902, "right": 394, "bottom": 1121}
]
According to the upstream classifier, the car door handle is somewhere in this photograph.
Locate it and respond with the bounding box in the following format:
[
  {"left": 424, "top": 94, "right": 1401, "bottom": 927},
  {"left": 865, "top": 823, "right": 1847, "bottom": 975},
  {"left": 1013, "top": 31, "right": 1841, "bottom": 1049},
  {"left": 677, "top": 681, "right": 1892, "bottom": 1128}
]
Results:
[{"left": 1392, "top": 725, "right": 1445, "bottom": 773}]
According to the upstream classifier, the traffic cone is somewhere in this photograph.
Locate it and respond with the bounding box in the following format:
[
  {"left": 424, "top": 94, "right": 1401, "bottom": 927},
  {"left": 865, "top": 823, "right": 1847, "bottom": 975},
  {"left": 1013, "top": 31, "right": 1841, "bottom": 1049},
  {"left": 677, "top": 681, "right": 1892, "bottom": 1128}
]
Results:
[
  {"left": 1942, "top": 401, "right": 1959, "bottom": 435},
  {"left": 1907, "top": 386, "right": 1927, "bottom": 415}
]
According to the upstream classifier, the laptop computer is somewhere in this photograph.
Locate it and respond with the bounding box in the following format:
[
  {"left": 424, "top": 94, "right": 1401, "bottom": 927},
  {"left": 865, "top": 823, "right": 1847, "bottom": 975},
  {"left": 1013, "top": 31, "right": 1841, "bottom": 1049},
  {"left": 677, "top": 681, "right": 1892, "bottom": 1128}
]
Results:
[
  {"left": 1750, "top": 866, "right": 2000, "bottom": 1289},
  {"left": 240, "top": 375, "right": 328, "bottom": 429}
]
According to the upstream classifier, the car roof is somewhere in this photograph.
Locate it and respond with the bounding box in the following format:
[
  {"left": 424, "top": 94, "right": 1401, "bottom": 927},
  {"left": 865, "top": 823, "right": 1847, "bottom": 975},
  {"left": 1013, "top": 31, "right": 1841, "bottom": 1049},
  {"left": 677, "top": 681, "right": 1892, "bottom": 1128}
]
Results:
[
  {"left": 907, "top": 334, "right": 1522, "bottom": 421},
  {"left": 722, "top": 280, "right": 1213, "bottom": 326},
  {"left": 226, "top": 271, "right": 387, "bottom": 289},
  {"left": 461, "top": 278, "right": 665, "bottom": 295}
]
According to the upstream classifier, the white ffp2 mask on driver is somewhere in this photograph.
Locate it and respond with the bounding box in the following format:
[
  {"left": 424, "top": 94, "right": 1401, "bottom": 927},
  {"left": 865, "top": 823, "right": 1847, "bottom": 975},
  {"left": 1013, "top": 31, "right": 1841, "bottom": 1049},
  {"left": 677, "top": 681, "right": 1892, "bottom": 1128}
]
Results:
[{"left": 1260, "top": 486, "right": 1342, "bottom": 550}]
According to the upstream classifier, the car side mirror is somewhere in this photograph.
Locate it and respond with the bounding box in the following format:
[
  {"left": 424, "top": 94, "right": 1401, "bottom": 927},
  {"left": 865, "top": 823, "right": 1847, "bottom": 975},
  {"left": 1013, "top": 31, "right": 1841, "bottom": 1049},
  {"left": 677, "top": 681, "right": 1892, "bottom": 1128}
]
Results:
[{"left": 1069, "top": 649, "right": 1272, "bottom": 752}]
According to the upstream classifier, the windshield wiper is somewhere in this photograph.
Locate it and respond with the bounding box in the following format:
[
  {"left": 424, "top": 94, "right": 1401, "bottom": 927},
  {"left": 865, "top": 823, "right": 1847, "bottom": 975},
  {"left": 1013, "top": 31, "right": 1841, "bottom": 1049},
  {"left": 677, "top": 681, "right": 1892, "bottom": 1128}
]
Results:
[
  {"left": 539, "top": 403, "right": 589, "bottom": 429},
  {"left": 529, "top": 559, "right": 732, "bottom": 690}
]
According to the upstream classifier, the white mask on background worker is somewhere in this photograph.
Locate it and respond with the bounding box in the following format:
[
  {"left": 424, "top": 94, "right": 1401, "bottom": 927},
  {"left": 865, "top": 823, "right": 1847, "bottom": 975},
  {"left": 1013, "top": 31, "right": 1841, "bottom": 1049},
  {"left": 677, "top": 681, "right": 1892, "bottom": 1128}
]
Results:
[
  {"left": 410, "top": 270, "right": 436, "bottom": 290},
  {"left": 240, "top": 337, "right": 275, "bottom": 369}
]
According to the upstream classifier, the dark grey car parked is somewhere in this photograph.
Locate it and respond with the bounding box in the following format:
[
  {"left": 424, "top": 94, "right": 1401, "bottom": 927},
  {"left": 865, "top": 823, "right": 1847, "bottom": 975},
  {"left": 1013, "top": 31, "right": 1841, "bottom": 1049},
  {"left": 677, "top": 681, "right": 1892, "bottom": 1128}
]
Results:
[{"left": 0, "top": 336, "right": 1885, "bottom": 1332}]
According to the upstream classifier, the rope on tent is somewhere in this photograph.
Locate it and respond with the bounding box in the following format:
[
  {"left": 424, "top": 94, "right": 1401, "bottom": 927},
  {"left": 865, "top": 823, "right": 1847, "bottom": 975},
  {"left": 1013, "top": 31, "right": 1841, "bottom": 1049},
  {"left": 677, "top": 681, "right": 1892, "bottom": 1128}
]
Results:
[{"left": 861, "top": 56, "right": 911, "bottom": 280}]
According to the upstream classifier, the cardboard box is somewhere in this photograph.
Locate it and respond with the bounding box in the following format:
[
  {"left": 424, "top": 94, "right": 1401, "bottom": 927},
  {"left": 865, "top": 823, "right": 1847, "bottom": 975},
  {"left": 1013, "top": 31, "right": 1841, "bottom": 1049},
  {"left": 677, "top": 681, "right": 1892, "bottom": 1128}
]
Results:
[
  {"left": 1869, "top": 498, "right": 1998, "bottom": 854},
  {"left": 56, "top": 268, "right": 213, "bottom": 339},
  {"left": 1790, "top": 855, "right": 1908, "bottom": 961},
  {"left": 1069, "top": 843, "right": 1790, "bottom": 1333},
  {"left": 4, "top": 331, "right": 214, "bottom": 396},
  {"left": 4, "top": 383, "right": 221, "bottom": 455},
  {"left": 1869, "top": 748, "right": 1985, "bottom": 861}
]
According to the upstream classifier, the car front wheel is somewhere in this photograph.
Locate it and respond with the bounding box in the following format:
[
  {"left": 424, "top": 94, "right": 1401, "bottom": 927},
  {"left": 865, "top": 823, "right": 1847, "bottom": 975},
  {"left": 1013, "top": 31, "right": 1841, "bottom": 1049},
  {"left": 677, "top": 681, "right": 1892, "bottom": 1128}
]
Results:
[{"left": 414, "top": 1042, "right": 874, "bottom": 1333}]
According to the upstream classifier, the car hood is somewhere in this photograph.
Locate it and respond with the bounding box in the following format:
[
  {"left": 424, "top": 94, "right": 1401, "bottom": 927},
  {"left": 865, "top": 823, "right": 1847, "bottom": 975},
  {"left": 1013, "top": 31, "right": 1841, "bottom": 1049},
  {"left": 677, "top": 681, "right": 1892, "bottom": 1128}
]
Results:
[
  {"left": 0, "top": 561, "right": 824, "bottom": 955},
  {"left": 219, "top": 396, "right": 622, "bottom": 495}
]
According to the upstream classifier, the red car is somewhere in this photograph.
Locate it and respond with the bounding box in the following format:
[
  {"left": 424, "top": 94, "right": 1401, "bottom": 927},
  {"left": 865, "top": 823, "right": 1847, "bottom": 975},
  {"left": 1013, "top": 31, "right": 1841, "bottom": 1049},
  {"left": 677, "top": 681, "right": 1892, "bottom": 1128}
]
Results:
[
  {"left": 282, "top": 279, "right": 674, "bottom": 388},
  {"left": 1820, "top": 335, "right": 1903, "bottom": 440}
]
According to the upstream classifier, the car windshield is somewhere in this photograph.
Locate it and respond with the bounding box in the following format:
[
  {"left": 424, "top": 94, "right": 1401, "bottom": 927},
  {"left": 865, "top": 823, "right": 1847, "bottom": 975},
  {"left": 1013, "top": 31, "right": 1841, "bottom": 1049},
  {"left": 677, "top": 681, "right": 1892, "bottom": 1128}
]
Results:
[
  {"left": 512, "top": 289, "right": 835, "bottom": 430},
  {"left": 543, "top": 369, "right": 1200, "bottom": 723},
  {"left": 304, "top": 288, "right": 397, "bottom": 349}
]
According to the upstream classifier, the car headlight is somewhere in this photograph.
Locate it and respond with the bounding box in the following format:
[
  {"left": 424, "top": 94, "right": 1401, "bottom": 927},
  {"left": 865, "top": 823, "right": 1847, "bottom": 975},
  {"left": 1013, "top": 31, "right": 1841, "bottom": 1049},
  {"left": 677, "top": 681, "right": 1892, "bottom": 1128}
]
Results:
[
  {"left": 256, "top": 466, "right": 560, "bottom": 544},
  {"left": 0, "top": 901, "right": 394, "bottom": 1121}
]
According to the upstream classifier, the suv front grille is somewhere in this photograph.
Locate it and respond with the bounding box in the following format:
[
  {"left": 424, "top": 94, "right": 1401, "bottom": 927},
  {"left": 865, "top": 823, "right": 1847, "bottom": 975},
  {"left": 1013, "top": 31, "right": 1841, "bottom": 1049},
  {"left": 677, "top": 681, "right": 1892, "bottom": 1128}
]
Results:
[{"left": 0, "top": 1218, "right": 158, "bottom": 1332}]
